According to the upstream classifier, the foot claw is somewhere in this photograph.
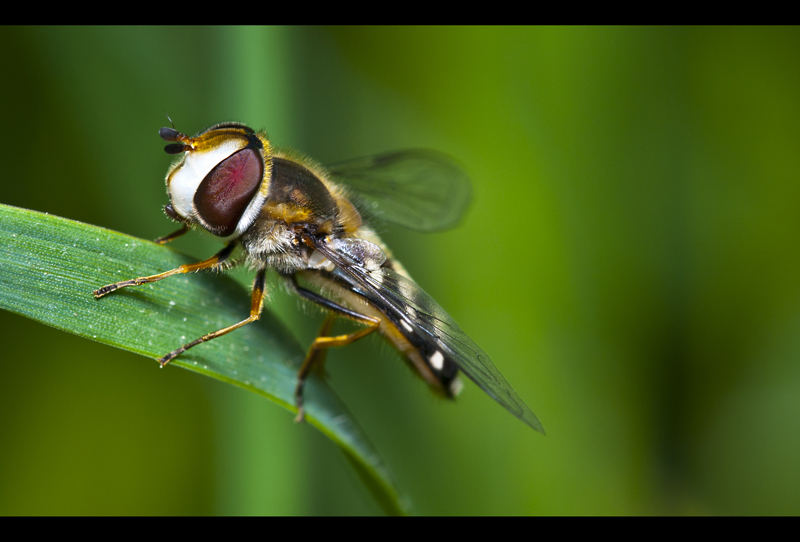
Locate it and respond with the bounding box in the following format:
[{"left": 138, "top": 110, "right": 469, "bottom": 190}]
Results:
[{"left": 93, "top": 285, "right": 115, "bottom": 298}]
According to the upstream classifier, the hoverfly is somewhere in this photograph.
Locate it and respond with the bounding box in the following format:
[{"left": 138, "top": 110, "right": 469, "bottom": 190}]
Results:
[{"left": 94, "top": 122, "right": 544, "bottom": 433}]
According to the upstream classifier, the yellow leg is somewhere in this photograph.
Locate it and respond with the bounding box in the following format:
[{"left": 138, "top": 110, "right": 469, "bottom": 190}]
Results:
[
  {"left": 298, "top": 314, "right": 337, "bottom": 377},
  {"left": 93, "top": 242, "right": 235, "bottom": 298},
  {"left": 159, "top": 269, "right": 267, "bottom": 367},
  {"left": 294, "top": 314, "right": 380, "bottom": 423}
]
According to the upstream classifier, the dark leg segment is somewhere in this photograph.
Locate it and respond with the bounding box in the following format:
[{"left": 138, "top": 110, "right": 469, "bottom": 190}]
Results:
[
  {"left": 159, "top": 268, "right": 267, "bottom": 367},
  {"left": 93, "top": 242, "right": 236, "bottom": 298},
  {"left": 154, "top": 224, "right": 190, "bottom": 245},
  {"left": 290, "top": 275, "right": 380, "bottom": 423}
]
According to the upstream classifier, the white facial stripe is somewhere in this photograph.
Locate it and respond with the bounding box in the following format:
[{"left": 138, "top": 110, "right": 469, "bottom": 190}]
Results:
[
  {"left": 235, "top": 192, "right": 267, "bottom": 236},
  {"left": 167, "top": 139, "right": 246, "bottom": 219}
]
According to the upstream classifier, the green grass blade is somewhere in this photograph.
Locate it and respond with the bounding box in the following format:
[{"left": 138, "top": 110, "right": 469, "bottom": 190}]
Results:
[{"left": 0, "top": 203, "right": 406, "bottom": 515}]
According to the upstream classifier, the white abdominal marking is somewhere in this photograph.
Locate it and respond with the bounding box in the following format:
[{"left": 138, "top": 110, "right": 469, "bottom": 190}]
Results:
[{"left": 429, "top": 350, "right": 445, "bottom": 371}]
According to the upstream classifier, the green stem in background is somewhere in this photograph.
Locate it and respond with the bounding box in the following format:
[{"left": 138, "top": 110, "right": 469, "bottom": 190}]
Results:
[{"left": 0, "top": 203, "right": 407, "bottom": 516}]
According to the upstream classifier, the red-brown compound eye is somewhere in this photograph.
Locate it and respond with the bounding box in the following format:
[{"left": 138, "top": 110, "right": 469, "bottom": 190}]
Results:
[{"left": 194, "top": 147, "right": 263, "bottom": 236}]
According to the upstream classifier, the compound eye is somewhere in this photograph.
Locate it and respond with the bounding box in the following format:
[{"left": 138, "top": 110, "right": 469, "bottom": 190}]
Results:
[{"left": 194, "top": 147, "right": 263, "bottom": 236}]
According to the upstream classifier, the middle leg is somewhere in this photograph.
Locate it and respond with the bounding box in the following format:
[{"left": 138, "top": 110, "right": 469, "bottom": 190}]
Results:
[{"left": 159, "top": 268, "right": 267, "bottom": 367}]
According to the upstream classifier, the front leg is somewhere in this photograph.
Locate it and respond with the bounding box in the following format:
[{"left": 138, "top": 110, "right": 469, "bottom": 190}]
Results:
[
  {"left": 154, "top": 224, "right": 189, "bottom": 245},
  {"left": 154, "top": 204, "right": 190, "bottom": 245},
  {"left": 93, "top": 241, "right": 236, "bottom": 298}
]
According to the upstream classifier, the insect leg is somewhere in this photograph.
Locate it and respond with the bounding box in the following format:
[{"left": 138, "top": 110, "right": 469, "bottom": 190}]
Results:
[
  {"left": 154, "top": 224, "right": 190, "bottom": 245},
  {"left": 93, "top": 241, "right": 236, "bottom": 298},
  {"left": 302, "top": 313, "right": 337, "bottom": 375},
  {"left": 158, "top": 268, "right": 267, "bottom": 367},
  {"left": 290, "top": 276, "right": 380, "bottom": 423}
]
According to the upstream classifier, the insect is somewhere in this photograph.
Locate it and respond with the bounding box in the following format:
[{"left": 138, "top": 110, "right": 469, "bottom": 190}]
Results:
[{"left": 93, "top": 122, "right": 544, "bottom": 433}]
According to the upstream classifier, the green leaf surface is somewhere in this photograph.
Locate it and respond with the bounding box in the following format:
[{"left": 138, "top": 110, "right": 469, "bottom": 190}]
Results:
[{"left": 0, "top": 203, "right": 406, "bottom": 516}]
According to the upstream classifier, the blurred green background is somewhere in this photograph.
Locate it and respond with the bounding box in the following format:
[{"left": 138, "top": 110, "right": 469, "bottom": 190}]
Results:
[{"left": 1, "top": 25, "right": 800, "bottom": 515}]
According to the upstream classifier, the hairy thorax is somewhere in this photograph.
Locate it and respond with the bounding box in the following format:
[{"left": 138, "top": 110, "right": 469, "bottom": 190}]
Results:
[{"left": 240, "top": 216, "right": 310, "bottom": 274}]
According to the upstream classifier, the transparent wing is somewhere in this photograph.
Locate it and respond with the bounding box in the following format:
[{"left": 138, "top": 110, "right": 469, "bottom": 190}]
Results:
[
  {"left": 314, "top": 239, "right": 544, "bottom": 433},
  {"left": 327, "top": 149, "right": 472, "bottom": 232}
]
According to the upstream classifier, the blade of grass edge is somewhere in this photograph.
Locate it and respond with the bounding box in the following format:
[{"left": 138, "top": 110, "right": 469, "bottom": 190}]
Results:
[{"left": 0, "top": 203, "right": 407, "bottom": 516}]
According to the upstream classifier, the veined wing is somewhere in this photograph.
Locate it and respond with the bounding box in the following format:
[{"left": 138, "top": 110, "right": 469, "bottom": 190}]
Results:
[
  {"left": 327, "top": 150, "right": 471, "bottom": 232},
  {"left": 314, "top": 238, "right": 545, "bottom": 434}
]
